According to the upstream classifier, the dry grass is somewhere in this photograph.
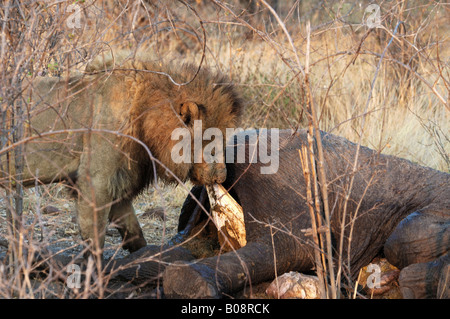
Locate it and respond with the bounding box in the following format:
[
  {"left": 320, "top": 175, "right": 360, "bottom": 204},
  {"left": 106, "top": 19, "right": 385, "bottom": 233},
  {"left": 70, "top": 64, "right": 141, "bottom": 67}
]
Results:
[
  {"left": 208, "top": 26, "right": 449, "bottom": 171},
  {"left": 0, "top": 0, "right": 448, "bottom": 298}
]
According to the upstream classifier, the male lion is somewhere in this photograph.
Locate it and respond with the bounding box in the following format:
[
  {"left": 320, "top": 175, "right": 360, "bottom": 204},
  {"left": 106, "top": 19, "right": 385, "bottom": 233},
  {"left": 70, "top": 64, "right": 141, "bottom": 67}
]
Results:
[{"left": 1, "top": 58, "right": 243, "bottom": 254}]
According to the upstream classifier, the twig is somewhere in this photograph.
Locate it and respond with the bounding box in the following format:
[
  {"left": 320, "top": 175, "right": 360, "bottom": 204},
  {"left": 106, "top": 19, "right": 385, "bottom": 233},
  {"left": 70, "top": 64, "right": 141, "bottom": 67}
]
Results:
[
  {"left": 304, "top": 20, "right": 337, "bottom": 299},
  {"left": 299, "top": 147, "right": 327, "bottom": 299}
]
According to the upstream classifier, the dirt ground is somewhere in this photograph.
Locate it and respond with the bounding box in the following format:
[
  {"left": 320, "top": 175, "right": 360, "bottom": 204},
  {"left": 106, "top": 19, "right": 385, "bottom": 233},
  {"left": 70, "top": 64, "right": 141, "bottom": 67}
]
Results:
[{"left": 0, "top": 180, "right": 188, "bottom": 254}]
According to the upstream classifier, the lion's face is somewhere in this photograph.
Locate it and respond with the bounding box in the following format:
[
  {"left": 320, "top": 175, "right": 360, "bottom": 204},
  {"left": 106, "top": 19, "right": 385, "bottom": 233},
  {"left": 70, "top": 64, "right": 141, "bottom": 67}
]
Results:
[
  {"left": 131, "top": 65, "right": 243, "bottom": 187},
  {"left": 190, "top": 162, "right": 227, "bottom": 185},
  {"left": 172, "top": 100, "right": 232, "bottom": 186},
  {"left": 140, "top": 100, "right": 235, "bottom": 186}
]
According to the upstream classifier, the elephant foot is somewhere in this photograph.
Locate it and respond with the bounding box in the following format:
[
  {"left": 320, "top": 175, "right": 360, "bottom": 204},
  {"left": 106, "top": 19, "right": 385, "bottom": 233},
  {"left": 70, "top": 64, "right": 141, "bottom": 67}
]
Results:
[
  {"left": 163, "top": 261, "right": 221, "bottom": 299},
  {"left": 398, "top": 253, "right": 449, "bottom": 299}
]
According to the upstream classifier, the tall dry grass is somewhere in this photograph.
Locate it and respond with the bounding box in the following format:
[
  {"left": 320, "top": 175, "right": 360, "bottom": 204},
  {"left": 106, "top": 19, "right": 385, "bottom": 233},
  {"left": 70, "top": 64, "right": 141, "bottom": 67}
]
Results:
[
  {"left": 0, "top": 0, "right": 448, "bottom": 298},
  {"left": 200, "top": 7, "right": 449, "bottom": 171}
]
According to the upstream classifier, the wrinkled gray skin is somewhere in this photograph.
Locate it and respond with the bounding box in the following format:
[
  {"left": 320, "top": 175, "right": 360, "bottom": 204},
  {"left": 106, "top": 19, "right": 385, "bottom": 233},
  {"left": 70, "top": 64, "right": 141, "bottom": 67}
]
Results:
[{"left": 162, "top": 129, "right": 449, "bottom": 299}]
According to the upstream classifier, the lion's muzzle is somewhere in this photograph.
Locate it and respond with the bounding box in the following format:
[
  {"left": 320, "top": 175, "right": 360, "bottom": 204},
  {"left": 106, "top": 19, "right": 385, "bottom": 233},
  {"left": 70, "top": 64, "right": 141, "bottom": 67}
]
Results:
[{"left": 191, "top": 162, "right": 227, "bottom": 185}]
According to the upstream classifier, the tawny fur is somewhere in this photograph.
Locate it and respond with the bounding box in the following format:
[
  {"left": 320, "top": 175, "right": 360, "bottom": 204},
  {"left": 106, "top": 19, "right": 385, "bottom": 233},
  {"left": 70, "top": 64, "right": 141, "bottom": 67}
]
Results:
[{"left": 1, "top": 57, "right": 243, "bottom": 253}]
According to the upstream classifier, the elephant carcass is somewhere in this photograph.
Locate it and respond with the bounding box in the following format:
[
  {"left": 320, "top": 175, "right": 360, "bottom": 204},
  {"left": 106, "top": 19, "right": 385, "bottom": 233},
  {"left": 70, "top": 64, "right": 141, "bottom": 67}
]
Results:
[{"left": 163, "top": 129, "right": 449, "bottom": 299}]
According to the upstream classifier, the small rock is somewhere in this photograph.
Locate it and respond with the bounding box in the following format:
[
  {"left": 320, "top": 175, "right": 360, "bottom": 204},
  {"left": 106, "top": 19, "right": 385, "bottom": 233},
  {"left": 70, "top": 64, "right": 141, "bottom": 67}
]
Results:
[
  {"left": 42, "top": 205, "right": 60, "bottom": 215},
  {"left": 266, "top": 271, "right": 323, "bottom": 299},
  {"left": 140, "top": 207, "right": 166, "bottom": 220}
]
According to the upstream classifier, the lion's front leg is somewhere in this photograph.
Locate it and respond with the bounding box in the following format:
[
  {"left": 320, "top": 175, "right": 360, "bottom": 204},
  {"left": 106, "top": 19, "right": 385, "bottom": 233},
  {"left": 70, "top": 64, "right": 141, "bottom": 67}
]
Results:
[
  {"left": 109, "top": 199, "right": 147, "bottom": 252},
  {"left": 75, "top": 177, "right": 112, "bottom": 255},
  {"left": 75, "top": 138, "right": 117, "bottom": 256}
]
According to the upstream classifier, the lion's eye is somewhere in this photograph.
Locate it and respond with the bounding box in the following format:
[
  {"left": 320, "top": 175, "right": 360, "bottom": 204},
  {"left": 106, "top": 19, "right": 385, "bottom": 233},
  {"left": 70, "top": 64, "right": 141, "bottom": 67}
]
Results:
[{"left": 183, "top": 113, "right": 191, "bottom": 126}]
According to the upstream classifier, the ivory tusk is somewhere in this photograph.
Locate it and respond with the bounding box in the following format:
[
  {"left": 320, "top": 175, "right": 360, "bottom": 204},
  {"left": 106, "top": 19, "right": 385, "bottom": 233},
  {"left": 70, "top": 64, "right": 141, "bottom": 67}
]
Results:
[{"left": 206, "top": 183, "right": 246, "bottom": 251}]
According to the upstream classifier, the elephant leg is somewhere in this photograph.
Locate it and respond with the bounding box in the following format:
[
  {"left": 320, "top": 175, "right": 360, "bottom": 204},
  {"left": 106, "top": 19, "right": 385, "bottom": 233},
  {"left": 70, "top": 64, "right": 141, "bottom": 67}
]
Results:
[
  {"left": 384, "top": 211, "right": 449, "bottom": 269},
  {"left": 163, "top": 237, "right": 312, "bottom": 299},
  {"left": 109, "top": 199, "right": 147, "bottom": 253},
  {"left": 397, "top": 253, "right": 449, "bottom": 299},
  {"left": 163, "top": 242, "right": 275, "bottom": 299},
  {"left": 384, "top": 210, "right": 449, "bottom": 298}
]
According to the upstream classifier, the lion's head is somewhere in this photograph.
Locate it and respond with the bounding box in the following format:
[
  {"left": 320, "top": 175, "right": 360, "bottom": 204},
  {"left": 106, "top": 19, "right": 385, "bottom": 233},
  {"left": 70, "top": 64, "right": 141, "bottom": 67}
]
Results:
[{"left": 115, "top": 61, "right": 244, "bottom": 187}]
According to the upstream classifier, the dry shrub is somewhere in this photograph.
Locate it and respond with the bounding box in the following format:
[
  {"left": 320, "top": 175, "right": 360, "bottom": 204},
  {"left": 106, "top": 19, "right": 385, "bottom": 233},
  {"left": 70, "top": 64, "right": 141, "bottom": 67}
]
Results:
[{"left": 0, "top": 0, "right": 448, "bottom": 298}]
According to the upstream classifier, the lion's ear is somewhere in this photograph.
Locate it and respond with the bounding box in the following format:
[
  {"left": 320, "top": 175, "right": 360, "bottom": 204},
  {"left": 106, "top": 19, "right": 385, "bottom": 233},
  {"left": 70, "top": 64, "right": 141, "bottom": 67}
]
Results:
[{"left": 180, "top": 102, "right": 199, "bottom": 126}]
